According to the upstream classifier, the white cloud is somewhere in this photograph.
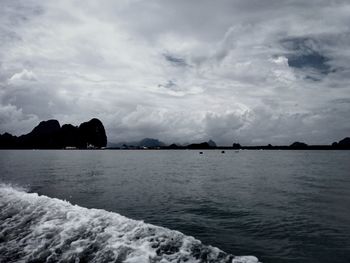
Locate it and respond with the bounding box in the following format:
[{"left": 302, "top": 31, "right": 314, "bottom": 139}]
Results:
[
  {"left": 0, "top": 104, "right": 39, "bottom": 135},
  {"left": 9, "top": 69, "right": 37, "bottom": 83},
  {"left": 0, "top": 0, "right": 350, "bottom": 145}
]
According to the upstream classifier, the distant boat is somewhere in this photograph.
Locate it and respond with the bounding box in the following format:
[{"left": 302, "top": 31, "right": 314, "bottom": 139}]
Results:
[
  {"left": 87, "top": 144, "right": 96, "bottom": 149},
  {"left": 221, "top": 151, "right": 225, "bottom": 154},
  {"left": 199, "top": 152, "right": 203, "bottom": 154}
]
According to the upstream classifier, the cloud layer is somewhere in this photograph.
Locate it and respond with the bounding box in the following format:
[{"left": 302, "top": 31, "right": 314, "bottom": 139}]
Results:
[{"left": 1, "top": 0, "right": 350, "bottom": 145}]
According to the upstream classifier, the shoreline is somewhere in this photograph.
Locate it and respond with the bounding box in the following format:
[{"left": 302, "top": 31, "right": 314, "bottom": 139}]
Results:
[{"left": 1, "top": 147, "right": 350, "bottom": 150}]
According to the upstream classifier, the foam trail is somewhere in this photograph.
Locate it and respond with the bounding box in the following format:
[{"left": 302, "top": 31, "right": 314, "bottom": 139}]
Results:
[{"left": 0, "top": 184, "right": 259, "bottom": 263}]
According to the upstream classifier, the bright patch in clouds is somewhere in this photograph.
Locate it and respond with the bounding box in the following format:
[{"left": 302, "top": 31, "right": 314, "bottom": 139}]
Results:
[
  {"left": 0, "top": 0, "right": 350, "bottom": 145},
  {"left": 10, "top": 69, "right": 37, "bottom": 83}
]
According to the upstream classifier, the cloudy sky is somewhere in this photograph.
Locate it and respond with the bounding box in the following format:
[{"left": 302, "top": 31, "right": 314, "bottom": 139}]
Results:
[{"left": 1, "top": 0, "right": 350, "bottom": 145}]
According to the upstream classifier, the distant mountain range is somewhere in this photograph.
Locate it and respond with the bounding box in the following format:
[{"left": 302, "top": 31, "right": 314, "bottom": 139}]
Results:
[
  {"left": 1, "top": 119, "right": 349, "bottom": 149},
  {"left": 108, "top": 137, "right": 350, "bottom": 150},
  {"left": 0, "top": 118, "right": 107, "bottom": 149},
  {"left": 108, "top": 138, "right": 165, "bottom": 148},
  {"left": 108, "top": 138, "right": 221, "bottom": 149}
]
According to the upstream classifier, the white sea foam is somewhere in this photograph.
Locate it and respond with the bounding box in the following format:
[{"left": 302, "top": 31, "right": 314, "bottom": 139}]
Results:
[{"left": 0, "top": 184, "right": 259, "bottom": 263}]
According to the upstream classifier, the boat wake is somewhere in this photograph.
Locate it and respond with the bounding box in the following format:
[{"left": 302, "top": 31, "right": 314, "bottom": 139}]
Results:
[{"left": 0, "top": 184, "right": 259, "bottom": 263}]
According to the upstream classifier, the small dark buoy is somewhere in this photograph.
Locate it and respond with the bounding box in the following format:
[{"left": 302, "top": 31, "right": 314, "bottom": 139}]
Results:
[
  {"left": 221, "top": 151, "right": 225, "bottom": 153},
  {"left": 199, "top": 152, "right": 203, "bottom": 154}
]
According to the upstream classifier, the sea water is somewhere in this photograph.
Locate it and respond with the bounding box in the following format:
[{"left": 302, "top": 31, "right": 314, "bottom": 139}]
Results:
[{"left": 0, "top": 150, "right": 349, "bottom": 262}]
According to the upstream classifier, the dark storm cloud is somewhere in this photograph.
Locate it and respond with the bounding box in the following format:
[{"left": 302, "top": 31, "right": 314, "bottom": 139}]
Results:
[
  {"left": 163, "top": 54, "right": 188, "bottom": 67},
  {"left": 0, "top": 0, "right": 350, "bottom": 144},
  {"left": 281, "top": 37, "right": 332, "bottom": 78},
  {"left": 158, "top": 80, "right": 177, "bottom": 90}
]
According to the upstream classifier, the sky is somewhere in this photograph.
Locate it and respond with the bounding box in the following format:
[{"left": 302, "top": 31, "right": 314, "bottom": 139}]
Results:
[{"left": 0, "top": 0, "right": 350, "bottom": 145}]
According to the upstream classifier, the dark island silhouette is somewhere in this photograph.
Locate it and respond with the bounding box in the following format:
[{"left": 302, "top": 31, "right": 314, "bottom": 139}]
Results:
[
  {"left": 0, "top": 118, "right": 107, "bottom": 149},
  {"left": 1, "top": 119, "right": 349, "bottom": 150}
]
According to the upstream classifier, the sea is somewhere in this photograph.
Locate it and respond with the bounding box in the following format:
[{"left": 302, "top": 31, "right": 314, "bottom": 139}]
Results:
[{"left": 0, "top": 150, "right": 349, "bottom": 263}]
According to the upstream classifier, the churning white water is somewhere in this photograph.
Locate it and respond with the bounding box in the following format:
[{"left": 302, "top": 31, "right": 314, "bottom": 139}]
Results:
[{"left": 0, "top": 184, "right": 259, "bottom": 263}]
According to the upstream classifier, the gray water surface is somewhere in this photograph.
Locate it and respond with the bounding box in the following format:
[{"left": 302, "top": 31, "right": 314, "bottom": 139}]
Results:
[{"left": 1, "top": 150, "right": 349, "bottom": 263}]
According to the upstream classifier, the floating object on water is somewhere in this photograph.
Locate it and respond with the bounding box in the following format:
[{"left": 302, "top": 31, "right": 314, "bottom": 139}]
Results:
[
  {"left": 221, "top": 151, "right": 225, "bottom": 154},
  {"left": 199, "top": 152, "right": 203, "bottom": 154}
]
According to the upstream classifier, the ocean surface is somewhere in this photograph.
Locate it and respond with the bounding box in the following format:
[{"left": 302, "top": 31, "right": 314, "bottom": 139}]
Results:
[{"left": 0, "top": 150, "right": 349, "bottom": 263}]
